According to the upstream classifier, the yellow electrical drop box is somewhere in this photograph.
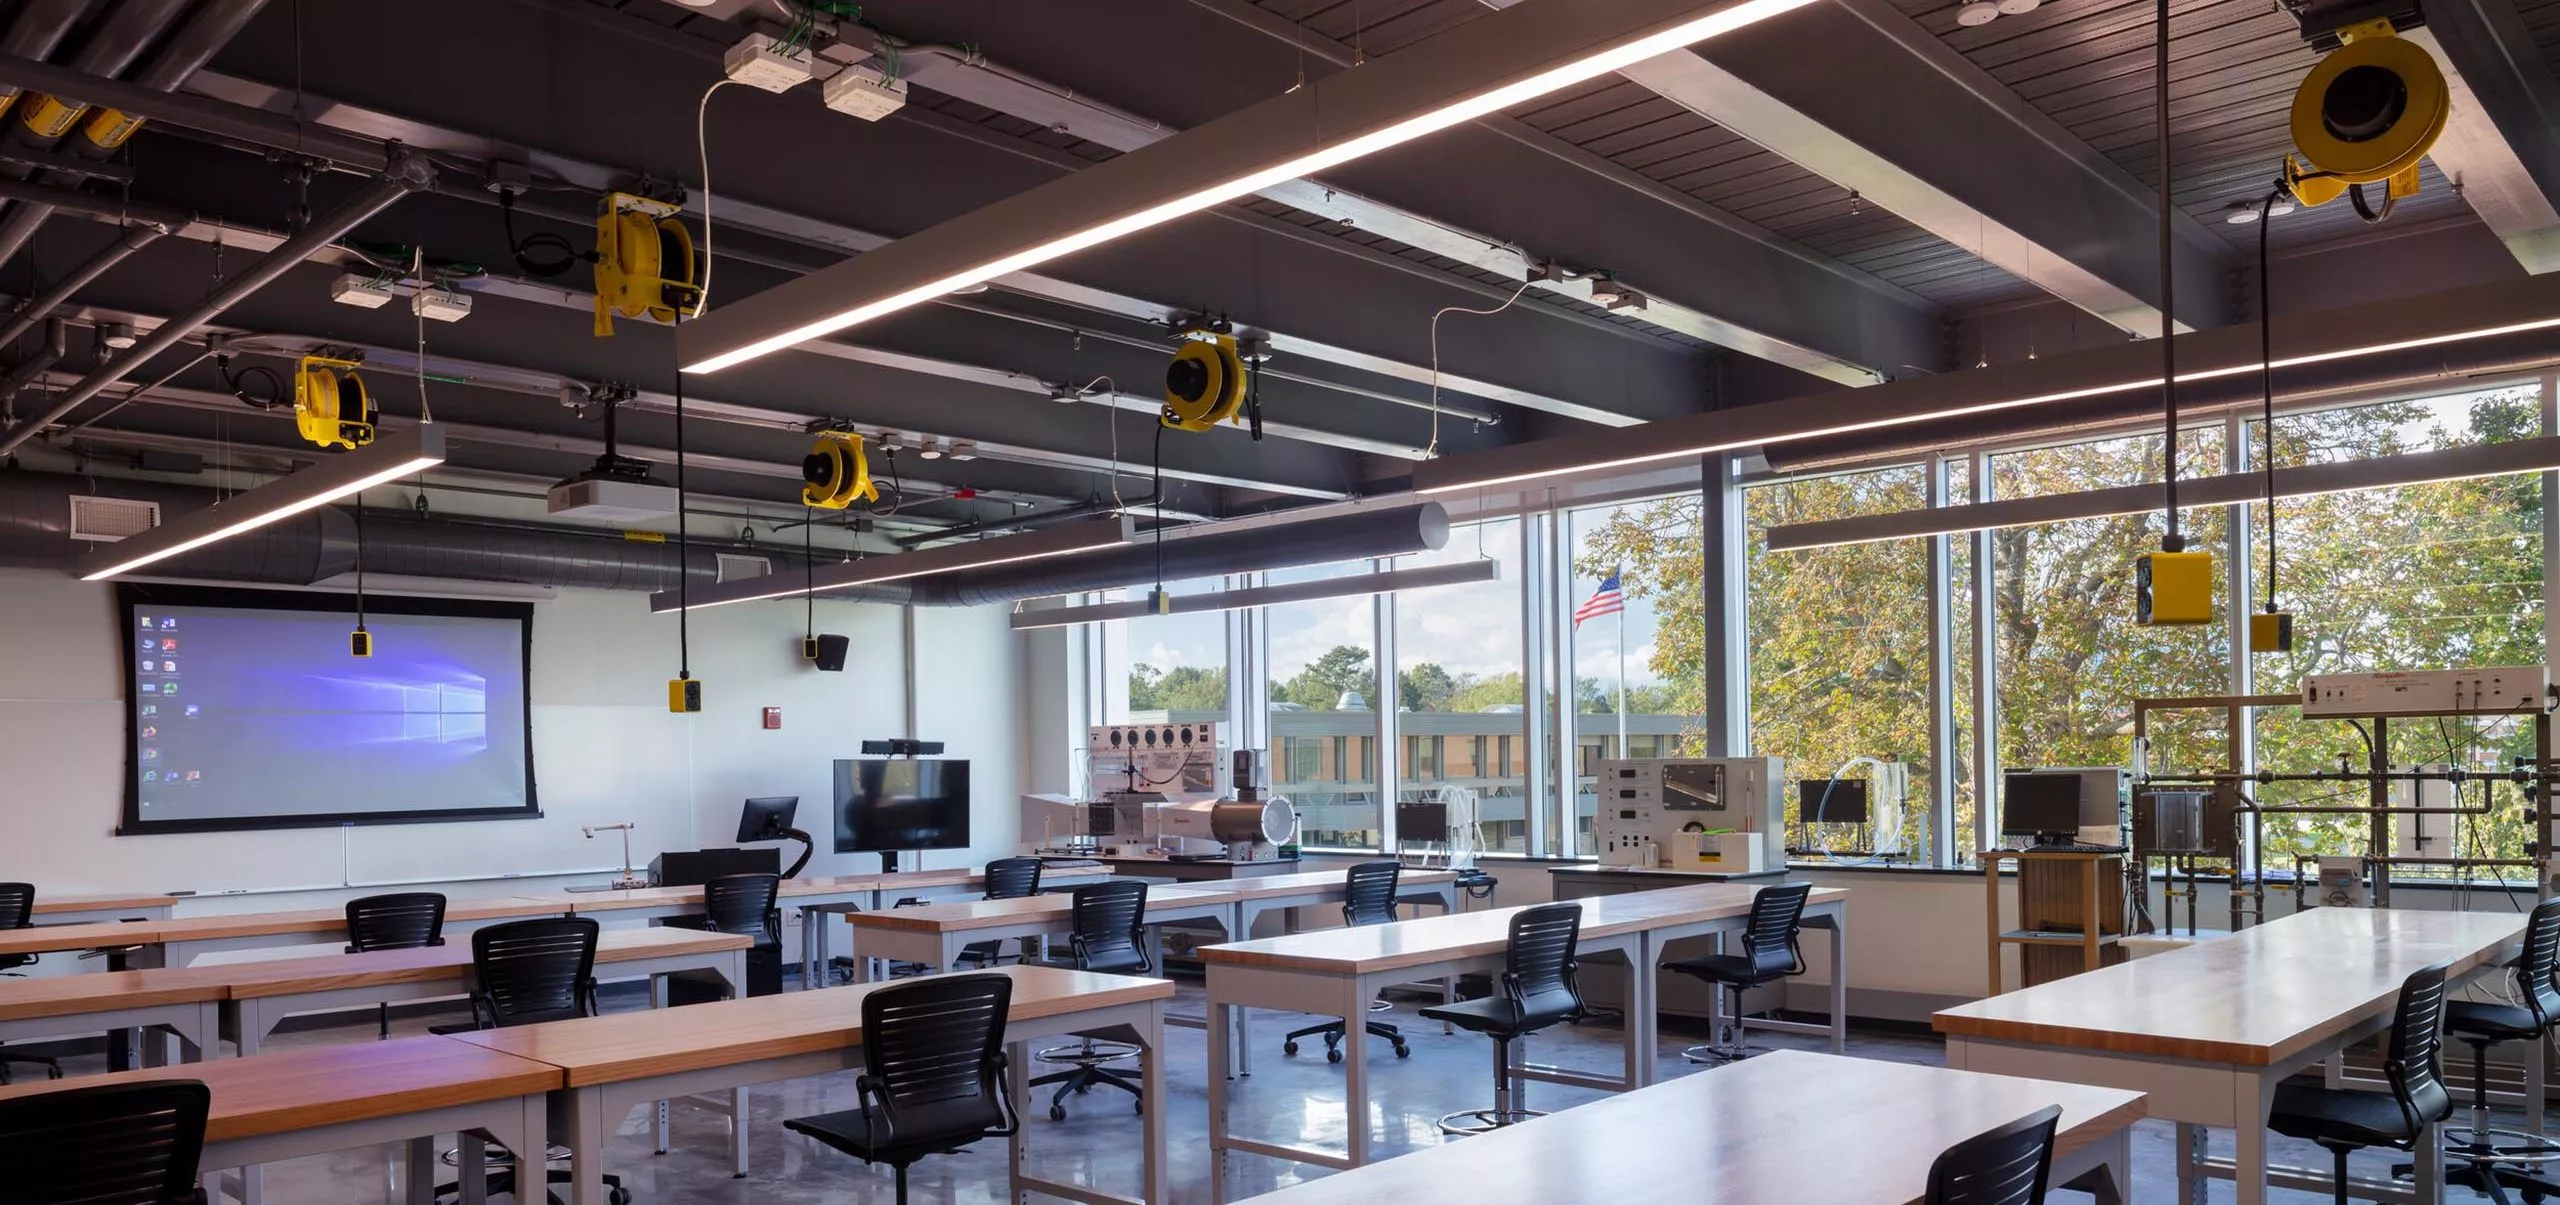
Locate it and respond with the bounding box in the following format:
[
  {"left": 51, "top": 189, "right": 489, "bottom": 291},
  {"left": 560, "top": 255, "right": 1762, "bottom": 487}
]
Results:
[
  {"left": 2251, "top": 611, "right": 2295, "bottom": 652},
  {"left": 2136, "top": 551, "right": 2215, "bottom": 626},
  {"left": 669, "top": 677, "right": 702, "bottom": 713}
]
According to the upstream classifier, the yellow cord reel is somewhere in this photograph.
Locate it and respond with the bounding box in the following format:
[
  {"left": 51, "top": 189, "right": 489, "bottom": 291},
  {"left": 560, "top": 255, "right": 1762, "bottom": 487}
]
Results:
[
  {"left": 1162, "top": 331, "right": 1246, "bottom": 433},
  {"left": 293, "top": 355, "right": 375, "bottom": 450},
  {"left": 594, "top": 192, "right": 700, "bottom": 337},
  {"left": 801, "top": 431, "right": 879, "bottom": 510},
  {"left": 2283, "top": 21, "right": 2447, "bottom": 216}
]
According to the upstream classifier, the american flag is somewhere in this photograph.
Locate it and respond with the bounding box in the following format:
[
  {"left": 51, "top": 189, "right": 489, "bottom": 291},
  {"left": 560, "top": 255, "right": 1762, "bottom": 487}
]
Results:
[{"left": 1573, "top": 570, "right": 1625, "bottom": 628}]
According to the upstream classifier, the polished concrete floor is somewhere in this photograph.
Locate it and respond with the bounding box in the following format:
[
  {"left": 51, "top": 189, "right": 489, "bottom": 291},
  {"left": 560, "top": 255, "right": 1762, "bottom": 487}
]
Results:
[{"left": 30, "top": 975, "right": 2548, "bottom": 1203}]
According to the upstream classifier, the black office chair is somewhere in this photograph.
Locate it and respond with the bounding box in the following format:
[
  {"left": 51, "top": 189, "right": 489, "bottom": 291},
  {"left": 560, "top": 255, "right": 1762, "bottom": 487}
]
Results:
[
  {"left": 666, "top": 872, "right": 783, "bottom": 1004},
  {"left": 1418, "top": 901, "right": 1587, "bottom": 1135},
  {"left": 2399, "top": 896, "right": 2560, "bottom": 1203},
  {"left": 785, "top": 973, "right": 1019, "bottom": 1205},
  {"left": 0, "top": 881, "right": 61, "bottom": 1083},
  {"left": 1284, "top": 861, "right": 1412, "bottom": 1062},
  {"left": 2267, "top": 961, "right": 2453, "bottom": 1205},
  {"left": 959, "top": 857, "right": 1044, "bottom": 969},
  {"left": 431, "top": 917, "right": 628, "bottom": 1205},
  {"left": 1667, "top": 881, "right": 1813, "bottom": 1063},
  {"left": 1926, "top": 1105, "right": 2062, "bottom": 1205},
  {"left": 1030, "top": 880, "right": 1151, "bottom": 1121},
  {"left": 344, "top": 891, "right": 448, "bottom": 1039},
  {"left": 0, "top": 1078, "right": 211, "bottom": 1204}
]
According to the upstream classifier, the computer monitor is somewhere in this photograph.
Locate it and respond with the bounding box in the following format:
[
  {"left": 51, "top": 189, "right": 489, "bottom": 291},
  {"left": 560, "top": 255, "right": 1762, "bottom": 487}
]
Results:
[
  {"left": 2001, "top": 771, "right": 2084, "bottom": 841},
  {"left": 1797, "top": 778, "right": 1870, "bottom": 825},
  {"left": 835, "top": 758, "right": 972, "bottom": 871},
  {"left": 736, "top": 796, "right": 799, "bottom": 843}
]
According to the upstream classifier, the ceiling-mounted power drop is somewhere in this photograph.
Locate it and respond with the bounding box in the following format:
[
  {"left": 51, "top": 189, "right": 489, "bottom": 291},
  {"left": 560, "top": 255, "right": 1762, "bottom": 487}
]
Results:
[
  {"left": 594, "top": 192, "right": 701, "bottom": 336},
  {"left": 2282, "top": 20, "right": 2448, "bottom": 221},
  {"left": 800, "top": 430, "right": 879, "bottom": 510},
  {"left": 1162, "top": 331, "right": 1246, "bottom": 433},
  {"left": 292, "top": 355, "right": 375, "bottom": 451}
]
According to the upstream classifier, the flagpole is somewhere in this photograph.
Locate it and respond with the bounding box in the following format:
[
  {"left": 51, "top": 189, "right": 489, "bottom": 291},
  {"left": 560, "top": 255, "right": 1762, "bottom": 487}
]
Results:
[{"left": 1614, "top": 568, "right": 1628, "bottom": 755}]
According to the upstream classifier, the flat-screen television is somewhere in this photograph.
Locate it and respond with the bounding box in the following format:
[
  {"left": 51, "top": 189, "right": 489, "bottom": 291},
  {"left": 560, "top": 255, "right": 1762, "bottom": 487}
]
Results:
[
  {"left": 117, "top": 584, "right": 536, "bottom": 834},
  {"left": 834, "top": 758, "right": 971, "bottom": 853},
  {"left": 2001, "top": 771, "right": 2085, "bottom": 838},
  {"left": 1797, "top": 778, "right": 1871, "bottom": 825}
]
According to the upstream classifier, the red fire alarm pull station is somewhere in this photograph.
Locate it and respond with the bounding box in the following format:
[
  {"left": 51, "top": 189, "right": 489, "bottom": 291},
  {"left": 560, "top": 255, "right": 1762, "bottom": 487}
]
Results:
[{"left": 762, "top": 707, "right": 782, "bottom": 730}]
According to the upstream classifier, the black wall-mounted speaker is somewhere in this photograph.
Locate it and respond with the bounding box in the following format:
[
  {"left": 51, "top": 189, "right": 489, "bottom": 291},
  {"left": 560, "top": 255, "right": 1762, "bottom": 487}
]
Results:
[{"left": 811, "top": 633, "right": 849, "bottom": 672}]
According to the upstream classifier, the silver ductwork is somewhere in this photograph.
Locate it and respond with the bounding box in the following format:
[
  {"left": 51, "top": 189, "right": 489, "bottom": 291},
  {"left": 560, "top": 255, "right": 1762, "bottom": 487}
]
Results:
[{"left": 0, "top": 471, "right": 1447, "bottom": 608}]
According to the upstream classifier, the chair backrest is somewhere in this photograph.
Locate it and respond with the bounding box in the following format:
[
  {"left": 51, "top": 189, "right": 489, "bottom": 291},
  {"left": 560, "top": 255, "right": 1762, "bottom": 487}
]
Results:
[
  {"left": 1067, "top": 880, "right": 1150, "bottom": 975},
  {"left": 858, "top": 971, "right": 1017, "bottom": 1146},
  {"left": 1342, "top": 860, "right": 1401, "bottom": 928},
  {"left": 982, "top": 857, "right": 1043, "bottom": 901},
  {"left": 1501, "top": 902, "right": 1585, "bottom": 1025},
  {"left": 470, "top": 916, "right": 601, "bottom": 1028},
  {"left": 0, "top": 882, "right": 33, "bottom": 931},
  {"left": 2384, "top": 960, "right": 2454, "bottom": 1139},
  {"left": 0, "top": 1078, "right": 211, "bottom": 1205},
  {"left": 2514, "top": 897, "right": 2560, "bottom": 1027},
  {"left": 1742, "top": 882, "right": 1814, "bottom": 979},
  {"left": 1924, "top": 1104, "right": 2061, "bottom": 1205},
  {"left": 344, "top": 892, "right": 447, "bottom": 954},
  {"left": 701, "top": 873, "right": 782, "bottom": 947}
]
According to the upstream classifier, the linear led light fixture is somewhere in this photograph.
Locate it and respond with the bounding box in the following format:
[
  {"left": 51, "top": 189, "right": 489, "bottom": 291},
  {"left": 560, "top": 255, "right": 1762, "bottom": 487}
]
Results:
[
  {"left": 1766, "top": 436, "right": 2560, "bottom": 551},
  {"left": 675, "top": 0, "right": 1820, "bottom": 374},
  {"left": 1009, "top": 559, "right": 1500, "bottom": 630},
  {"left": 79, "top": 425, "right": 448, "bottom": 581},
  {"left": 648, "top": 516, "right": 1136, "bottom": 613},
  {"left": 1412, "top": 273, "right": 2560, "bottom": 498}
]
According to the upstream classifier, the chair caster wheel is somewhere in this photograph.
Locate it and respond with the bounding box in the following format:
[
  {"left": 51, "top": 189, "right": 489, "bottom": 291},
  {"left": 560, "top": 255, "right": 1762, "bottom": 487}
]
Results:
[
  {"left": 1394, "top": 1044, "right": 1411, "bottom": 1058},
  {"left": 1050, "top": 1105, "right": 1067, "bottom": 1121},
  {"left": 1283, "top": 1041, "right": 1299, "bottom": 1056},
  {"left": 1327, "top": 1048, "right": 1343, "bottom": 1064}
]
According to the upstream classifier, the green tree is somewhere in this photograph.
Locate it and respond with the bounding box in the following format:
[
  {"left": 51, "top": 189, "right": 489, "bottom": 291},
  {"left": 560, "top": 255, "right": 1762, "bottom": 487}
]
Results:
[
  {"left": 1129, "top": 662, "right": 1228, "bottom": 712},
  {"left": 1397, "top": 662, "right": 1459, "bottom": 712},
  {"left": 1451, "top": 671, "right": 1526, "bottom": 713},
  {"left": 1273, "top": 644, "right": 1372, "bottom": 710}
]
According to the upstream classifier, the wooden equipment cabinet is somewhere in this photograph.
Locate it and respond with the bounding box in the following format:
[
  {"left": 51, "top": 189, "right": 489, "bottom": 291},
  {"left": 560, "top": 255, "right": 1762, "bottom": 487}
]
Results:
[{"left": 1983, "top": 848, "right": 2125, "bottom": 994}]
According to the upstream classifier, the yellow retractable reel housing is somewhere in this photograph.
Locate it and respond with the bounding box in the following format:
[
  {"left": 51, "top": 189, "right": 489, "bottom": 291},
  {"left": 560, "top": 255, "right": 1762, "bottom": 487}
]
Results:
[
  {"left": 801, "top": 431, "right": 879, "bottom": 510},
  {"left": 1162, "top": 332, "right": 1246, "bottom": 433},
  {"left": 2283, "top": 21, "right": 2448, "bottom": 212},
  {"left": 293, "top": 356, "right": 375, "bottom": 450},
  {"left": 594, "top": 192, "right": 700, "bottom": 337}
]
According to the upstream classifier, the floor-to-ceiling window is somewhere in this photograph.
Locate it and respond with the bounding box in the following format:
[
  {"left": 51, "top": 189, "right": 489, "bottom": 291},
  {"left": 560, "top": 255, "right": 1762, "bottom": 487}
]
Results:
[
  {"left": 1570, "top": 495, "right": 1709, "bottom": 849},
  {"left": 1266, "top": 561, "right": 1383, "bottom": 849},
  {"left": 1394, "top": 518, "right": 1529, "bottom": 852}
]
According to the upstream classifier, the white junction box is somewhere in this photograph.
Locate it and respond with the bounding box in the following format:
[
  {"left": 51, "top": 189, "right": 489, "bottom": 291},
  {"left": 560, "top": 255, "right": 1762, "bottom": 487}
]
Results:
[
  {"left": 1592, "top": 757, "right": 1784, "bottom": 871},
  {"left": 546, "top": 476, "right": 677, "bottom": 521},
  {"left": 2302, "top": 665, "right": 2551, "bottom": 716},
  {"left": 821, "top": 62, "right": 908, "bottom": 121},
  {"left": 724, "top": 33, "right": 813, "bottom": 92},
  {"left": 330, "top": 273, "right": 394, "bottom": 309}
]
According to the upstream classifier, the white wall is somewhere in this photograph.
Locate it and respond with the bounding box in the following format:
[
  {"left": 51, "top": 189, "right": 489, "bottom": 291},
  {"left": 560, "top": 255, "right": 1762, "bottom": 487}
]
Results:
[{"left": 0, "top": 568, "right": 1021, "bottom": 910}]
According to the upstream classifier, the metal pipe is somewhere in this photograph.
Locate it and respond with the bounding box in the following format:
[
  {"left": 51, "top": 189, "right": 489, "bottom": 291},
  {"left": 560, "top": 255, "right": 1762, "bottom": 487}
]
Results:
[
  {"left": 0, "top": 316, "right": 64, "bottom": 400},
  {"left": 0, "top": 156, "right": 432, "bottom": 456},
  {"left": 0, "top": 224, "right": 165, "bottom": 349},
  {"left": 0, "top": 0, "right": 273, "bottom": 265},
  {"left": 0, "top": 51, "right": 391, "bottom": 172},
  {"left": 0, "top": 172, "right": 188, "bottom": 228}
]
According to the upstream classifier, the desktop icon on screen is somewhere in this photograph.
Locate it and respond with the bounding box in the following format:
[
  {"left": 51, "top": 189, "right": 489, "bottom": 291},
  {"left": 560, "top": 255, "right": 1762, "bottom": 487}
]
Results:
[
  {"left": 141, "top": 637, "right": 155, "bottom": 654},
  {"left": 140, "top": 660, "right": 155, "bottom": 672},
  {"left": 140, "top": 682, "right": 157, "bottom": 694},
  {"left": 161, "top": 638, "right": 177, "bottom": 651},
  {"left": 160, "top": 659, "right": 176, "bottom": 674},
  {"left": 159, "top": 618, "right": 177, "bottom": 630},
  {"left": 139, "top": 704, "right": 156, "bottom": 717},
  {"left": 140, "top": 726, "right": 156, "bottom": 739},
  {"left": 182, "top": 704, "right": 200, "bottom": 718},
  {"left": 142, "top": 770, "right": 157, "bottom": 783},
  {"left": 140, "top": 747, "right": 158, "bottom": 762},
  {"left": 182, "top": 770, "right": 200, "bottom": 782},
  {"left": 160, "top": 683, "right": 177, "bottom": 696},
  {"left": 138, "top": 615, "right": 152, "bottom": 630}
]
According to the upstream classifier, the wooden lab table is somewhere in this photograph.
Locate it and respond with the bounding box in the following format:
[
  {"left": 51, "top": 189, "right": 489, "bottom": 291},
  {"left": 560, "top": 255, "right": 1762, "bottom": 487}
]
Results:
[
  {"left": 1936, "top": 906, "right": 2525, "bottom": 1205},
  {"left": 1197, "top": 883, "right": 1848, "bottom": 1191},
  {"left": 31, "top": 890, "right": 179, "bottom": 923},
  {"left": 148, "top": 897, "right": 573, "bottom": 967},
  {"left": 779, "top": 862, "right": 1118, "bottom": 984},
  {"left": 211, "top": 926, "right": 752, "bottom": 1055},
  {"left": 452, "top": 964, "right": 1175, "bottom": 1205},
  {"left": 0, "top": 1034, "right": 557, "bottom": 1205},
  {"left": 0, "top": 962, "right": 225, "bottom": 1065},
  {"left": 1226, "top": 1050, "right": 2145, "bottom": 1205}
]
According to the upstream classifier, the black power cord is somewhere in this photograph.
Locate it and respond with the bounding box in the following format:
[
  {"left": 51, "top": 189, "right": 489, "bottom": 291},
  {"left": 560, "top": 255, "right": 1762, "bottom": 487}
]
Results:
[
  {"left": 2257, "top": 186, "right": 2285, "bottom": 616},
  {"left": 498, "top": 187, "right": 586, "bottom": 279},
  {"left": 2153, "top": 0, "right": 2183, "bottom": 555}
]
